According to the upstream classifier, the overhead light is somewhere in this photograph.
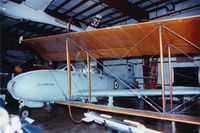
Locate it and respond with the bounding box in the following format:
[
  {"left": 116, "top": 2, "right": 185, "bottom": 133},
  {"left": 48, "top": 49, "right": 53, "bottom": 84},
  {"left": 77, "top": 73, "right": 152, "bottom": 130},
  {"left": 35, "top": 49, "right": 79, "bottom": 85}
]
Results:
[{"left": 166, "top": 3, "right": 175, "bottom": 12}]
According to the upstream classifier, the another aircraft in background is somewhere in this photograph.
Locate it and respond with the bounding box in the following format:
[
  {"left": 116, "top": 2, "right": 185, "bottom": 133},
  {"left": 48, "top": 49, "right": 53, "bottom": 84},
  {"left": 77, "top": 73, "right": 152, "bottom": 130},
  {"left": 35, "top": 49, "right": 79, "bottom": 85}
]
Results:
[{"left": 0, "top": 0, "right": 82, "bottom": 32}]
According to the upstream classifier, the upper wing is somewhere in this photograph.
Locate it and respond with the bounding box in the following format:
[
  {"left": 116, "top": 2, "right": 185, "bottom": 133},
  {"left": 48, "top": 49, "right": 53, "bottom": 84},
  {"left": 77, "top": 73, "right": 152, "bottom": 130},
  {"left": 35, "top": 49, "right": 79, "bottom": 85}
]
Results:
[
  {"left": 24, "top": 0, "right": 52, "bottom": 11},
  {"left": 22, "top": 16, "right": 200, "bottom": 61},
  {"left": 76, "top": 86, "right": 200, "bottom": 97}
]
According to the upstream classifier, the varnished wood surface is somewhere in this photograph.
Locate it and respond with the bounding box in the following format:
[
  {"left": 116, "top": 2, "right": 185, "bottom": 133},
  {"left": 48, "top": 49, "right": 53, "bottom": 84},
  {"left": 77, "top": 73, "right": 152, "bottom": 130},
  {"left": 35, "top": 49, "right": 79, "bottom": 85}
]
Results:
[
  {"left": 23, "top": 16, "right": 200, "bottom": 61},
  {"left": 57, "top": 101, "right": 200, "bottom": 125}
]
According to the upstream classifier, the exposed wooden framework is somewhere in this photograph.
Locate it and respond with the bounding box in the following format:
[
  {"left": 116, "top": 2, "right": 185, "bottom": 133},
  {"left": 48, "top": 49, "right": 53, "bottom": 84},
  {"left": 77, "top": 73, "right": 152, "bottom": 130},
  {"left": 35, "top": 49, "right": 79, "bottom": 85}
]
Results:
[
  {"left": 22, "top": 16, "right": 200, "bottom": 124},
  {"left": 57, "top": 101, "right": 200, "bottom": 125}
]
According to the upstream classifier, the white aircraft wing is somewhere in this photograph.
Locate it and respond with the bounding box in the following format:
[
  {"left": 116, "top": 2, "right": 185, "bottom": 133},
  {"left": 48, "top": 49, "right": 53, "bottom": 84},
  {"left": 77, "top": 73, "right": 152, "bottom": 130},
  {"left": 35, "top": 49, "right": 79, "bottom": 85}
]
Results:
[
  {"left": 24, "top": 0, "right": 52, "bottom": 11},
  {"left": 77, "top": 87, "right": 200, "bottom": 97}
]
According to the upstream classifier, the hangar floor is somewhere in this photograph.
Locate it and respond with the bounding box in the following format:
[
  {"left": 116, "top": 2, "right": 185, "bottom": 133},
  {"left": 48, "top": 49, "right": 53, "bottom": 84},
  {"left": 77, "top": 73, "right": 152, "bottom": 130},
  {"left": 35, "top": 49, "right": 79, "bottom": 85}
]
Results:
[{"left": 6, "top": 98, "right": 200, "bottom": 133}]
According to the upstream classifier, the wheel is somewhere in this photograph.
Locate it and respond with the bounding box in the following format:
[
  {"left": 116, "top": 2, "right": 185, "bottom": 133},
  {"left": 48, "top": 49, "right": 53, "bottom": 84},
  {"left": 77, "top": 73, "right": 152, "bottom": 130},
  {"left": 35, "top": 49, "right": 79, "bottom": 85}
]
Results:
[{"left": 18, "top": 106, "right": 30, "bottom": 118}]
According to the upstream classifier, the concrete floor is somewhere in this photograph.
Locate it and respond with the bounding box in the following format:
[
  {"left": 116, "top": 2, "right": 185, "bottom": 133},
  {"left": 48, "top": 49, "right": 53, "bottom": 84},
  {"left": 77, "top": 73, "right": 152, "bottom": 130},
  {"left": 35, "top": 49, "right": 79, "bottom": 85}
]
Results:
[
  {"left": 30, "top": 105, "right": 200, "bottom": 133},
  {"left": 31, "top": 106, "right": 110, "bottom": 133},
  {"left": 5, "top": 98, "right": 200, "bottom": 133}
]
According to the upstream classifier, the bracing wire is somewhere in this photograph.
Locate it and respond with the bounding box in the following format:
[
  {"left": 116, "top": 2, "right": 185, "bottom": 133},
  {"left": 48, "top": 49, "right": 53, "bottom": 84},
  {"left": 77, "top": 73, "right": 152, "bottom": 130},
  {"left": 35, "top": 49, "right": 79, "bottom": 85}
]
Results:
[
  {"left": 67, "top": 38, "right": 161, "bottom": 112},
  {"left": 68, "top": 105, "right": 82, "bottom": 123},
  {"left": 48, "top": 70, "right": 83, "bottom": 123}
]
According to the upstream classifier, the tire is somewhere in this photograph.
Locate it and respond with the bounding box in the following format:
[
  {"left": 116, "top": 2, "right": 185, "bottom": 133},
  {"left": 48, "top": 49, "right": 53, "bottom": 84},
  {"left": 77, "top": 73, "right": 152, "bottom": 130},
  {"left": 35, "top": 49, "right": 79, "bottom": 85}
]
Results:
[{"left": 18, "top": 106, "right": 30, "bottom": 118}]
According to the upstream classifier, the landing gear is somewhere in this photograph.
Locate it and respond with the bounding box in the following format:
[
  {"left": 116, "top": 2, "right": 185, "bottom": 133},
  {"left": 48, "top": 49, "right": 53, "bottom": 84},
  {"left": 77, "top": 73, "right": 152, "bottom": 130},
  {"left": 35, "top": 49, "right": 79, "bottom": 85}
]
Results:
[
  {"left": 107, "top": 96, "right": 114, "bottom": 107},
  {"left": 18, "top": 106, "right": 30, "bottom": 118}
]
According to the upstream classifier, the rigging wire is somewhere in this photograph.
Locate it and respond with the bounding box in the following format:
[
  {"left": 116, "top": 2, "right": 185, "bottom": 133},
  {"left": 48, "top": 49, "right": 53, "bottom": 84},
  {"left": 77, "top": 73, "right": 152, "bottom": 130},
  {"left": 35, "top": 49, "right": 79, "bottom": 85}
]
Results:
[
  {"left": 146, "top": 97, "right": 163, "bottom": 111},
  {"left": 180, "top": 100, "right": 198, "bottom": 113},
  {"left": 68, "top": 38, "right": 161, "bottom": 112},
  {"left": 169, "top": 94, "right": 199, "bottom": 113},
  {"left": 48, "top": 70, "right": 83, "bottom": 123}
]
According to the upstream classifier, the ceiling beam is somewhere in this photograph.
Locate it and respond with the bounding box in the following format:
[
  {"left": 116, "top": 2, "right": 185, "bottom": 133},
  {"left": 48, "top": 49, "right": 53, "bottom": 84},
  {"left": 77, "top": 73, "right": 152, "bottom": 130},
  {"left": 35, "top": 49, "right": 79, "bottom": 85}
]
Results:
[
  {"left": 80, "top": 6, "right": 110, "bottom": 21},
  {"left": 102, "top": 10, "right": 118, "bottom": 19},
  {"left": 142, "top": 0, "right": 170, "bottom": 9},
  {"left": 54, "top": 0, "right": 72, "bottom": 11},
  {"left": 100, "top": 14, "right": 125, "bottom": 25},
  {"left": 133, "top": 0, "right": 148, "bottom": 5},
  {"left": 108, "top": 17, "right": 130, "bottom": 26},
  {"left": 14, "top": 22, "right": 58, "bottom": 36},
  {"left": 147, "top": 0, "right": 189, "bottom": 12},
  {"left": 73, "top": 2, "right": 102, "bottom": 18},
  {"left": 101, "top": 0, "right": 149, "bottom": 21},
  {"left": 63, "top": 0, "right": 88, "bottom": 14},
  {"left": 150, "top": 4, "right": 200, "bottom": 20}
]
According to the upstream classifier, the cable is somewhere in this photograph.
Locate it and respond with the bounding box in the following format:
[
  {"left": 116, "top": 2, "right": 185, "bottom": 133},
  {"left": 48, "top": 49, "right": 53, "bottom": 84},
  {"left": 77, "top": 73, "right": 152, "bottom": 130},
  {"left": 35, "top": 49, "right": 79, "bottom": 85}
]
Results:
[
  {"left": 68, "top": 105, "right": 82, "bottom": 123},
  {"left": 169, "top": 94, "right": 199, "bottom": 113}
]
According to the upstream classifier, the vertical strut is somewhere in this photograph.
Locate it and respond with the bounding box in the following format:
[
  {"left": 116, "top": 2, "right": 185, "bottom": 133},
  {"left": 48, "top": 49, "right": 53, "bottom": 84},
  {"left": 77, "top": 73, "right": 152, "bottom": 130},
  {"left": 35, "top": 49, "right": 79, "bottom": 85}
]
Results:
[
  {"left": 159, "top": 25, "right": 165, "bottom": 113},
  {"left": 87, "top": 54, "right": 91, "bottom": 102},
  {"left": 66, "top": 39, "right": 71, "bottom": 100},
  {"left": 168, "top": 44, "right": 173, "bottom": 111}
]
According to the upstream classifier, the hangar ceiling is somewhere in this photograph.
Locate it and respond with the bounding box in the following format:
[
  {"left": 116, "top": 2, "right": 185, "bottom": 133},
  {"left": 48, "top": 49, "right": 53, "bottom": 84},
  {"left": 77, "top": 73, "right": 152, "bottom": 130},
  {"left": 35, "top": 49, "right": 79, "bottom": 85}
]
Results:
[{"left": 1, "top": 0, "right": 200, "bottom": 44}]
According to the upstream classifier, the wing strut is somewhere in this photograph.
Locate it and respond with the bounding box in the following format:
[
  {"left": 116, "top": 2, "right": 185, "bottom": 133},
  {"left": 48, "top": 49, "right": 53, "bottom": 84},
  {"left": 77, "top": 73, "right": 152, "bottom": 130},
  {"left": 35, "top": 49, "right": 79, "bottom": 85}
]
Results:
[
  {"left": 159, "top": 25, "right": 165, "bottom": 113},
  {"left": 66, "top": 39, "right": 71, "bottom": 100}
]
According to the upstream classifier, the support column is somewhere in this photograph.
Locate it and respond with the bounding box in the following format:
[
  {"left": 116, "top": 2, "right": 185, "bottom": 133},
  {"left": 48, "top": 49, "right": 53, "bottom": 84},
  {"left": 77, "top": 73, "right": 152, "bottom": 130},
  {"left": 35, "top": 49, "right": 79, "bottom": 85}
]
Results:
[
  {"left": 87, "top": 54, "right": 91, "bottom": 102},
  {"left": 168, "top": 44, "right": 173, "bottom": 111},
  {"left": 66, "top": 39, "right": 71, "bottom": 100},
  {"left": 159, "top": 25, "right": 165, "bottom": 113}
]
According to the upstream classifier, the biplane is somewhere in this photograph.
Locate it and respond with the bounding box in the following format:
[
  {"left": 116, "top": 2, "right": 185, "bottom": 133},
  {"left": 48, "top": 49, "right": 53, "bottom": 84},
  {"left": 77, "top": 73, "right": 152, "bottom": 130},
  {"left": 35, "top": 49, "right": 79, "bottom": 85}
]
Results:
[{"left": 7, "top": 15, "right": 200, "bottom": 124}]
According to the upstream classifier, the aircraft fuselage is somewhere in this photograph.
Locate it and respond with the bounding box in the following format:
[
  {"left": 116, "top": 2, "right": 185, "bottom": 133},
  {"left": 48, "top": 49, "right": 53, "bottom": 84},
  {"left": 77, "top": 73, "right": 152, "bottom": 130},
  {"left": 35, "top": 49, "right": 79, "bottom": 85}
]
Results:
[{"left": 7, "top": 68, "right": 121, "bottom": 108}]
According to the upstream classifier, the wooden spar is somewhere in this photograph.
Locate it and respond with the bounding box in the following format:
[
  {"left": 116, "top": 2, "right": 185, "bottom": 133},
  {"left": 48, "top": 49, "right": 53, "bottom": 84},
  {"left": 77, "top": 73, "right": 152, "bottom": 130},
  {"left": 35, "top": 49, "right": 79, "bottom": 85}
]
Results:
[
  {"left": 168, "top": 44, "right": 173, "bottom": 111},
  {"left": 159, "top": 25, "right": 165, "bottom": 113},
  {"left": 57, "top": 101, "right": 200, "bottom": 125},
  {"left": 66, "top": 39, "right": 71, "bottom": 100},
  {"left": 87, "top": 54, "right": 91, "bottom": 102}
]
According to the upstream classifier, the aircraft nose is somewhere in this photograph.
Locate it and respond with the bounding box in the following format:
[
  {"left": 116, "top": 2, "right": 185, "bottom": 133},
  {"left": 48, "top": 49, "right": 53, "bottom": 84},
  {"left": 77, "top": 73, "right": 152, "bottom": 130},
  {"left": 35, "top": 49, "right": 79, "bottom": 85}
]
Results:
[{"left": 7, "top": 80, "right": 17, "bottom": 93}]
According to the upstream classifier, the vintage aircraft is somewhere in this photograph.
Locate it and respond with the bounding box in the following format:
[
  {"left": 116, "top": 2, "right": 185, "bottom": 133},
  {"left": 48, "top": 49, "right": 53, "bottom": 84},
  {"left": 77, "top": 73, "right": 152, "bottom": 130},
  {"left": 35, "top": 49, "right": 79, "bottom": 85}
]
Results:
[
  {"left": 7, "top": 62, "right": 200, "bottom": 117},
  {"left": 7, "top": 16, "right": 200, "bottom": 117},
  {"left": 0, "top": 0, "right": 82, "bottom": 32}
]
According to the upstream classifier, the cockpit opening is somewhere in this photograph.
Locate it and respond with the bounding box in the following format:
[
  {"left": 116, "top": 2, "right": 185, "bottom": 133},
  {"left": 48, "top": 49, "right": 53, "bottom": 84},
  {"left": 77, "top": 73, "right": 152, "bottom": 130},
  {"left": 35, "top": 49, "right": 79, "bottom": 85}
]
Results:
[{"left": 57, "top": 64, "right": 102, "bottom": 74}]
